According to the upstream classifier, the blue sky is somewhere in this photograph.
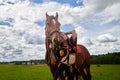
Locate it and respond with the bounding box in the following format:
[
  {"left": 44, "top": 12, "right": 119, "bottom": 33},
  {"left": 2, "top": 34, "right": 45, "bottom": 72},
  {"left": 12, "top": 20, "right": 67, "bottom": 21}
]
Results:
[
  {"left": 0, "top": 0, "right": 120, "bottom": 62},
  {"left": 30, "top": 0, "right": 83, "bottom": 6}
]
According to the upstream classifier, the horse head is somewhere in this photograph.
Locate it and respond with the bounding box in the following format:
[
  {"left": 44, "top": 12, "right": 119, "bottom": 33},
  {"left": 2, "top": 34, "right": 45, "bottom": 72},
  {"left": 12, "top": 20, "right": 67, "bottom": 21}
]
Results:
[
  {"left": 45, "top": 12, "right": 61, "bottom": 35},
  {"left": 45, "top": 12, "right": 63, "bottom": 65},
  {"left": 45, "top": 12, "right": 64, "bottom": 49}
]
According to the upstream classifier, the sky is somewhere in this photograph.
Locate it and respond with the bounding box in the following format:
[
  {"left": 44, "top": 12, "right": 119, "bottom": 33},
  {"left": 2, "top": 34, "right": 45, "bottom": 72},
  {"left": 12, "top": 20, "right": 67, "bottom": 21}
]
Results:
[{"left": 0, "top": 0, "right": 120, "bottom": 62}]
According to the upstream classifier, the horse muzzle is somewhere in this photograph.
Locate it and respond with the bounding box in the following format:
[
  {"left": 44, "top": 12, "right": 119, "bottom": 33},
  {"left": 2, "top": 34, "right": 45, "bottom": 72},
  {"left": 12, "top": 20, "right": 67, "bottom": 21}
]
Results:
[{"left": 52, "top": 37, "right": 62, "bottom": 48}]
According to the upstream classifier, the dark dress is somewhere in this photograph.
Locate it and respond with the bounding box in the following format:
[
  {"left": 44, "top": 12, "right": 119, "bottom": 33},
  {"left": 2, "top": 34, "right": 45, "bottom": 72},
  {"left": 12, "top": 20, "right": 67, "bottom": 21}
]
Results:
[{"left": 54, "top": 36, "right": 79, "bottom": 80}]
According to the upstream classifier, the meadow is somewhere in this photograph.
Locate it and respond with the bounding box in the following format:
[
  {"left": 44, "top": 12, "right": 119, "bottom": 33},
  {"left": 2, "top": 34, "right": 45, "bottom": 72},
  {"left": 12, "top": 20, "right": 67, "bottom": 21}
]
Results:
[{"left": 0, "top": 64, "right": 120, "bottom": 80}]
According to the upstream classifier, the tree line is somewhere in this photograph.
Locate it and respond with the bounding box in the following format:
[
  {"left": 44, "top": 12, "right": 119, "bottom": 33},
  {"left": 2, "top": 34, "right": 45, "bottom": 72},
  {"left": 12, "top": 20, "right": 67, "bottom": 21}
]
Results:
[
  {"left": 0, "top": 52, "right": 120, "bottom": 65},
  {"left": 0, "top": 60, "right": 46, "bottom": 65},
  {"left": 91, "top": 52, "right": 120, "bottom": 64}
]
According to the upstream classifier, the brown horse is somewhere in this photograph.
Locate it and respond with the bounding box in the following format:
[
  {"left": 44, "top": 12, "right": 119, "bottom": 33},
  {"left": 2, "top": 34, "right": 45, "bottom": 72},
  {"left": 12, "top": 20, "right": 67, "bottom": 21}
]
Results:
[{"left": 45, "top": 12, "right": 91, "bottom": 80}]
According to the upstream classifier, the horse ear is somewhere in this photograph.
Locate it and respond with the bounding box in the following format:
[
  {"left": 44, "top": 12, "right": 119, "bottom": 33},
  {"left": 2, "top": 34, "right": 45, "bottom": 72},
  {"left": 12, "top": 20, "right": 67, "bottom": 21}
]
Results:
[
  {"left": 46, "top": 12, "right": 49, "bottom": 18},
  {"left": 55, "top": 12, "right": 58, "bottom": 19}
]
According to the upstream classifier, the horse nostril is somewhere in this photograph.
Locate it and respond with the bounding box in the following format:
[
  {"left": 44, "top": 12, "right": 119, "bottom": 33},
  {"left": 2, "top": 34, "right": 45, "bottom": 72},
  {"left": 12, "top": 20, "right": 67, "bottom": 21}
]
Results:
[
  {"left": 54, "top": 38, "right": 58, "bottom": 43},
  {"left": 53, "top": 38, "right": 62, "bottom": 47},
  {"left": 51, "top": 38, "right": 57, "bottom": 45},
  {"left": 51, "top": 37, "right": 62, "bottom": 48}
]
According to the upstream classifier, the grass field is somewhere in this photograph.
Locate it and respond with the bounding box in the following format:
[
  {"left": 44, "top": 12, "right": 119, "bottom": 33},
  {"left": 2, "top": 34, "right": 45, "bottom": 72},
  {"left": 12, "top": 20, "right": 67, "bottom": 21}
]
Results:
[{"left": 0, "top": 64, "right": 120, "bottom": 80}]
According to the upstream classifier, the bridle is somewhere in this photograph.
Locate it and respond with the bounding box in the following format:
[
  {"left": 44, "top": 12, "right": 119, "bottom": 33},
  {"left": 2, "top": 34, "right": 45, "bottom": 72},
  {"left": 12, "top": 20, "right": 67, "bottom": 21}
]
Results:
[
  {"left": 48, "top": 29, "right": 60, "bottom": 39},
  {"left": 48, "top": 30, "right": 62, "bottom": 49}
]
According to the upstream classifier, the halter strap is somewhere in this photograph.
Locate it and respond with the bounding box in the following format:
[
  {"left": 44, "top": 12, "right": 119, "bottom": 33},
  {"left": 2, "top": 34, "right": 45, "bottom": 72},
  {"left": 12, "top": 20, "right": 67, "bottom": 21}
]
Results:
[{"left": 48, "top": 29, "right": 60, "bottom": 38}]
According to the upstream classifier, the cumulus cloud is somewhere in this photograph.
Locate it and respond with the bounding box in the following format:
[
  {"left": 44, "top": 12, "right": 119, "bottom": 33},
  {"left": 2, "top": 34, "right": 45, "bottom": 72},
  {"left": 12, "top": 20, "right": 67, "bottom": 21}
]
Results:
[
  {"left": 97, "top": 33, "right": 117, "bottom": 42},
  {"left": 0, "top": 0, "right": 120, "bottom": 61},
  {"left": 75, "top": 25, "right": 87, "bottom": 33},
  {"left": 80, "top": 0, "right": 120, "bottom": 24},
  {"left": 83, "top": 0, "right": 120, "bottom": 14},
  {"left": 77, "top": 37, "right": 93, "bottom": 46}
]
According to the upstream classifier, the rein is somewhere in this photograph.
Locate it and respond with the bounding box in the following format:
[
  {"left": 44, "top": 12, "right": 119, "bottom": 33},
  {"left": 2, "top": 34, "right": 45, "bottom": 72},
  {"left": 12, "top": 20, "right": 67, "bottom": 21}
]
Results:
[{"left": 48, "top": 29, "right": 60, "bottom": 38}]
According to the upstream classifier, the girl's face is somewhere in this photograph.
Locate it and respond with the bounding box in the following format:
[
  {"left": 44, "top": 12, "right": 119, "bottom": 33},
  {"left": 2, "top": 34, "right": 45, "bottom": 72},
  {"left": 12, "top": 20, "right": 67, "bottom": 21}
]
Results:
[{"left": 60, "top": 33, "right": 67, "bottom": 42}]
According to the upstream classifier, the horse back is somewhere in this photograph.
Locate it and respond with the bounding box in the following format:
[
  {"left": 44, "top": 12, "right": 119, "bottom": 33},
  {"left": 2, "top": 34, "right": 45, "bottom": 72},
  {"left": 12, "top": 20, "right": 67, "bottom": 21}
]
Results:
[{"left": 76, "top": 44, "right": 91, "bottom": 66}]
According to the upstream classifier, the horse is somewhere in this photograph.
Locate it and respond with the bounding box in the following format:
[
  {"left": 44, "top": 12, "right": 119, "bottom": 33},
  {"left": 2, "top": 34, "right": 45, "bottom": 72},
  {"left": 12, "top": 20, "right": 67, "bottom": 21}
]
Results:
[{"left": 45, "top": 12, "right": 91, "bottom": 80}]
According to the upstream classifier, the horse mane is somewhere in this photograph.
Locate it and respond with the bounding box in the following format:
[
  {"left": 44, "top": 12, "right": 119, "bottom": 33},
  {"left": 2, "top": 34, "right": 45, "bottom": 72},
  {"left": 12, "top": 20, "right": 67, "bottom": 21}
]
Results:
[{"left": 45, "top": 27, "right": 50, "bottom": 64}]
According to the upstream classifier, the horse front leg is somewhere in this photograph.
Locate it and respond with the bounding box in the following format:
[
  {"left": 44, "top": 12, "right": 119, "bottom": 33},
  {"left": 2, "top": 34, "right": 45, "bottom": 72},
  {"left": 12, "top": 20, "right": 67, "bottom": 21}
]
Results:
[{"left": 50, "top": 64, "right": 57, "bottom": 77}]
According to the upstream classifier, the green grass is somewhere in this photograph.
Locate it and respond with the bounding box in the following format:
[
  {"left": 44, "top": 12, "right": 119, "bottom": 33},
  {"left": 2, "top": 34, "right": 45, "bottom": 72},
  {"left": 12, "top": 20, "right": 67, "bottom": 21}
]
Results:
[
  {"left": 91, "top": 64, "right": 120, "bottom": 80},
  {"left": 0, "top": 64, "right": 53, "bottom": 80},
  {"left": 0, "top": 64, "right": 120, "bottom": 80}
]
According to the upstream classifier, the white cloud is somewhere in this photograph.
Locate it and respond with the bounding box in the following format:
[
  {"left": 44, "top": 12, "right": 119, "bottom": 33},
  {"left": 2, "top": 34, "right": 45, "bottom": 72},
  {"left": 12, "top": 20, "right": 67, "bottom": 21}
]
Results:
[
  {"left": 75, "top": 25, "right": 87, "bottom": 33},
  {"left": 0, "top": 0, "right": 120, "bottom": 61},
  {"left": 83, "top": 0, "right": 120, "bottom": 13},
  {"left": 0, "top": 23, "right": 45, "bottom": 62},
  {"left": 100, "top": 3, "right": 120, "bottom": 24},
  {"left": 81, "top": 0, "right": 120, "bottom": 23},
  {"left": 97, "top": 33, "right": 117, "bottom": 42},
  {"left": 105, "top": 25, "right": 120, "bottom": 35},
  {"left": 77, "top": 37, "right": 93, "bottom": 45}
]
